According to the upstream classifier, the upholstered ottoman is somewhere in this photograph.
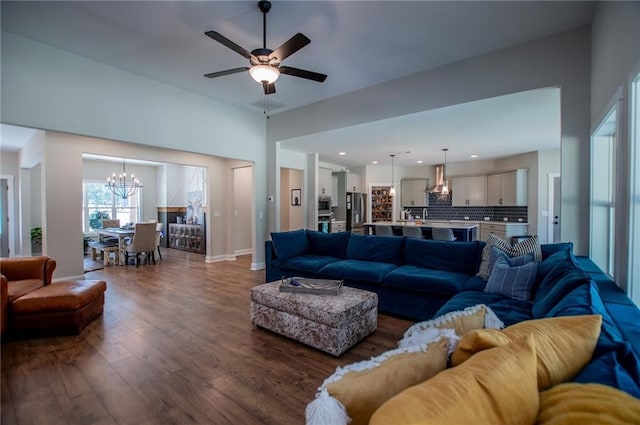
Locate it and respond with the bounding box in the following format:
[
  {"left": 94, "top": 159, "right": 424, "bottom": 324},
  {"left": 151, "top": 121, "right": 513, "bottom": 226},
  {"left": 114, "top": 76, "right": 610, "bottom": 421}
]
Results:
[
  {"left": 250, "top": 282, "right": 378, "bottom": 356},
  {"left": 11, "top": 280, "right": 106, "bottom": 335}
]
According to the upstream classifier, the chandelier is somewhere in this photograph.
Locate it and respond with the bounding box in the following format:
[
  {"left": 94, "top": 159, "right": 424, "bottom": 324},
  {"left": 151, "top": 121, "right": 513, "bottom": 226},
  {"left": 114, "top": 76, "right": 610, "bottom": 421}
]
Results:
[{"left": 106, "top": 159, "right": 143, "bottom": 199}]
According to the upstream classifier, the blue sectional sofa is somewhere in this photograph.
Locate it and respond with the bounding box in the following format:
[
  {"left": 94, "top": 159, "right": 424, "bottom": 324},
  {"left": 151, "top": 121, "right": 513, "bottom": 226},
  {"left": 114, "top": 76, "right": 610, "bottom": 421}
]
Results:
[{"left": 265, "top": 229, "right": 640, "bottom": 398}]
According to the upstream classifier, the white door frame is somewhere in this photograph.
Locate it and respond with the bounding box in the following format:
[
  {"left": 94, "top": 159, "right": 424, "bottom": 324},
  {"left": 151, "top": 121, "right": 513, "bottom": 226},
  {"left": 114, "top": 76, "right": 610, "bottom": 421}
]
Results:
[
  {"left": 0, "top": 175, "right": 15, "bottom": 257},
  {"left": 547, "top": 172, "right": 560, "bottom": 244}
]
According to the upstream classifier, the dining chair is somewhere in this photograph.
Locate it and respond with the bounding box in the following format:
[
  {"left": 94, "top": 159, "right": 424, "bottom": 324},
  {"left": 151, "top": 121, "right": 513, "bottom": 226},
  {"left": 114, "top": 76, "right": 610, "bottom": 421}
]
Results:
[
  {"left": 375, "top": 225, "right": 394, "bottom": 236},
  {"left": 124, "top": 222, "right": 158, "bottom": 267},
  {"left": 402, "top": 226, "right": 424, "bottom": 239},
  {"left": 155, "top": 222, "right": 164, "bottom": 261},
  {"left": 101, "top": 219, "right": 121, "bottom": 229},
  {"left": 101, "top": 219, "right": 121, "bottom": 244},
  {"left": 432, "top": 227, "right": 457, "bottom": 241}
]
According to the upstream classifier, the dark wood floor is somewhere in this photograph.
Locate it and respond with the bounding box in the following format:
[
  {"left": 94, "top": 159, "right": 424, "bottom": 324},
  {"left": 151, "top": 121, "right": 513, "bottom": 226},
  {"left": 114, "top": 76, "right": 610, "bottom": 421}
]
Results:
[{"left": 1, "top": 249, "right": 412, "bottom": 425}]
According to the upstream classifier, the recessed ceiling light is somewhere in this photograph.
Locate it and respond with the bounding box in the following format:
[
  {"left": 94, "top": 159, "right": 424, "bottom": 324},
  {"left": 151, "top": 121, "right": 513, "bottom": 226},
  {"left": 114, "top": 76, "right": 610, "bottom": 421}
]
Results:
[
  {"left": 417, "top": 160, "right": 423, "bottom": 164},
  {"left": 338, "top": 152, "right": 346, "bottom": 156},
  {"left": 372, "top": 160, "right": 378, "bottom": 164},
  {"left": 470, "top": 154, "right": 479, "bottom": 158}
]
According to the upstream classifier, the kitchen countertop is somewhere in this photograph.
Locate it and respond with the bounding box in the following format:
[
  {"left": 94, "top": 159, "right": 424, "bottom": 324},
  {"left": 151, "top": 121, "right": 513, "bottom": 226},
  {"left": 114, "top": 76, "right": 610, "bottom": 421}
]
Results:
[
  {"left": 397, "top": 220, "right": 528, "bottom": 226},
  {"left": 365, "top": 221, "right": 479, "bottom": 230}
]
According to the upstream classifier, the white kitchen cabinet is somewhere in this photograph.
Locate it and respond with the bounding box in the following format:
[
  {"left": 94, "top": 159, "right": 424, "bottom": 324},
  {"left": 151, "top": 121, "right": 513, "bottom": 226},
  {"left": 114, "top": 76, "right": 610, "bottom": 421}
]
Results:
[
  {"left": 331, "top": 175, "right": 339, "bottom": 207},
  {"left": 330, "top": 220, "right": 346, "bottom": 233},
  {"left": 487, "top": 169, "right": 528, "bottom": 206},
  {"left": 318, "top": 167, "right": 333, "bottom": 197},
  {"left": 452, "top": 175, "right": 486, "bottom": 206},
  {"left": 401, "top": 178, "right": 429, "bottom": 207},
  {"left": 479, "top": 222, "right": 529, "bottom": 242},
  {"left": 346, "top": 172, "right": 362, "bottom": 193}
]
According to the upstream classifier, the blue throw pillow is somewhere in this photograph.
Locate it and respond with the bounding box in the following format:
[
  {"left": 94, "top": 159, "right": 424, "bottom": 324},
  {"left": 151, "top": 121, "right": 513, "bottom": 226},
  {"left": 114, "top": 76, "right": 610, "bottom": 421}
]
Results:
[
  {"left": 270, "top": 229, "right": 308, "bottom": 260},
  {"left": 306, "top": 230, "right": 350, "bottom": 258},
  {"left": 484, "top": 249, "right": 538, "bottom": 302},
  {"left": 487, "top": 246, "right": 533, "bottom": 276}
]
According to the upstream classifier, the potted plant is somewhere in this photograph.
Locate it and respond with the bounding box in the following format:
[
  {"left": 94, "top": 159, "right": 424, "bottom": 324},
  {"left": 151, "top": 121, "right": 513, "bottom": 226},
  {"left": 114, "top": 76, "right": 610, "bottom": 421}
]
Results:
[
  {"left": 89, "top": 211, "right": 110, "bottom": 231},
  {"left": 31, "top": 226, "right": 42, "bottom": 255}
]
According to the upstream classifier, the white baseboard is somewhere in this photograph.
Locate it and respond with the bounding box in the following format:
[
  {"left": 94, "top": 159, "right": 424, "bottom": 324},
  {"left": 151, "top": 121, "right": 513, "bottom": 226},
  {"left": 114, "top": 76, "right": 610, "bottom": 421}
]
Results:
[
  {"left": 251, "top": 262, "right": 265, "bottom": 271},
  {"left": 205, "top": 254, "right": 236, "bottom": 263},
  {"left": 234, "top": 248, "right": 252, "bottom": 256}
]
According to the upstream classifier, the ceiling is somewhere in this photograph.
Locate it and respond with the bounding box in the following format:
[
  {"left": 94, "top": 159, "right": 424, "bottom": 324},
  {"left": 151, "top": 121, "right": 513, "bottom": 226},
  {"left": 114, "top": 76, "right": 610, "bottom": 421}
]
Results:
[{"left": 0, "top": 1, "right": 595, "bottom": 167}]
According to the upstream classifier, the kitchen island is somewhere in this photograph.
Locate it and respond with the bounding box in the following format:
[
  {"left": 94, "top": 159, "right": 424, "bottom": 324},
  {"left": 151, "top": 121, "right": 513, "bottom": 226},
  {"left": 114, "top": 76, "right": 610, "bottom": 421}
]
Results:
[{"left": 363, "top": 221, "right": 479, "bottom": 241}]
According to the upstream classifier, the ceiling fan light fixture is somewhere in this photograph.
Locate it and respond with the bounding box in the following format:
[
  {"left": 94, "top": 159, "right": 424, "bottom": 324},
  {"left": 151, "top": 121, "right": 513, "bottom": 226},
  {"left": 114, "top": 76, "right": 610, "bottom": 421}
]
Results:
[{"left": 249, "top": 64, "right": 279, "bottom": 84}]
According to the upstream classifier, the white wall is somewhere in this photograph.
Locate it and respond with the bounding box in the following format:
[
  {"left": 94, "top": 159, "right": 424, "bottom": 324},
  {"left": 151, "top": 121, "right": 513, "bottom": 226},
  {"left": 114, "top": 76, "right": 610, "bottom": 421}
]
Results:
[
  {"left": 1, "top": 151, "right": 20, "bottom": 255},
  {"left": 232, "top": 166, "right": 253, "bottom": 254},
  {"left": 591, "top": 2, "right": 640, "bottom": 287},
  {"left": 268, "top": 28, "right": 591, "bottom": 254},
  {"left": 1, "top": 32, "right": 268, "bottom": 268}
]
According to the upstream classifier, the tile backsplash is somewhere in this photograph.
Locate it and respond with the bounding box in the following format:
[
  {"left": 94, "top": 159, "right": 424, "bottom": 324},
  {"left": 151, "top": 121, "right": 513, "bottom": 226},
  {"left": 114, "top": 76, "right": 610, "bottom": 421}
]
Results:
[{"left": 405, "top": 193, "right": 528, "bottom": 222}]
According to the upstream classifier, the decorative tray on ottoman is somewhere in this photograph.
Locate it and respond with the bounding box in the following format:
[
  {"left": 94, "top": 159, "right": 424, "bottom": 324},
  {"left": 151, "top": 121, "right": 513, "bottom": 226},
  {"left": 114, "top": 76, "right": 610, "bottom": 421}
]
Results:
[{"left": 279, "top": 277, "right": 344, "bottom": 295}]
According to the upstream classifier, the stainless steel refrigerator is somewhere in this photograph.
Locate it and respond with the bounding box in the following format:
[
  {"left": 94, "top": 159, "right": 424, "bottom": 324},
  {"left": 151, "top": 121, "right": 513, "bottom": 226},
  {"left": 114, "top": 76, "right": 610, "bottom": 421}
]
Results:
[{"left": 346, "top": 192, "right": 367, "bottom": 234}]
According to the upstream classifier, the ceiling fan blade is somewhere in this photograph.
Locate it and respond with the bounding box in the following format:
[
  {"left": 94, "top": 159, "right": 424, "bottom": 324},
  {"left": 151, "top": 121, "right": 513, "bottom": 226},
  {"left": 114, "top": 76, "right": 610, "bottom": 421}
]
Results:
[
  {"left": 204, "top": 67, "right": 249, "bottom": 79},
  {"left": 263, "top": 82, "right": 276, "bottom": 95},
  {"left": 270, "top": 33, "right": 310, "bottom": 62},
  {"left": 205, "top": 31, "right": 257, "bottom": 62},
  {"left": 279, "top": 66, "right": 327, "bottom": 82}
]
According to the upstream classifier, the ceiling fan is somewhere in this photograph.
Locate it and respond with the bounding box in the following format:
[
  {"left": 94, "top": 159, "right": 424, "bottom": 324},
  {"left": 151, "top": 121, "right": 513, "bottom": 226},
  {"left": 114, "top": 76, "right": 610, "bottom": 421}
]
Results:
[{"left": 203, "top": 0, "right": 327, "bottom": 95}]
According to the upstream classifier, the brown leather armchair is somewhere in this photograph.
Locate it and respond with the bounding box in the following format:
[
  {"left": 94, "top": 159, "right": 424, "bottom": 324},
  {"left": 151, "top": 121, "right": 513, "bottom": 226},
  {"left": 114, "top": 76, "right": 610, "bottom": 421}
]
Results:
[{"left": 0, "top": 256, "right": 57, "bottom": 336}]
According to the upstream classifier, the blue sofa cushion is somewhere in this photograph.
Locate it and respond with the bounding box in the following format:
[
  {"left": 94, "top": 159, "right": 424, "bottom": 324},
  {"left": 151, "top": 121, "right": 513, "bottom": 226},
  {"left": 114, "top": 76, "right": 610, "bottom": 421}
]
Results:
[
  {"left": 306, "top": 230, "right": 350, "bottom": 258},
  {"left": 543, "top": 281, "right": 625, "bottom": 353},
  {"left": 403, "top": 238, "right": 484, "bottom": 275},
  {"left": 573, "top": 346, "right": 640, "bottom": 399},
  {"left": 464, "top": 276, "right": 488, "bottom": 291},
  {"left": 270, "top": 229, "right": 308, "bottom": 260},
  {"left": 540, "top": 242, "right": 573, "bottom": 260},
  {"left": 434, "top": 291, "right": 532, "bottom": 326},
  {"left": 319, "top": 259, "right": 397, "bottom": 284},
  {"left": 532, "top": 265, "right": 590, "bottom": 318},
  {"left": 535, "top": 249, "right": 579, "bottom": 286},
  {"left": 346, "top": 233, "right": 404, "bottom": 265},
  {"left": 276, "top": 254, "right": 340, "bottom": 276},
  {"left": 383, "top": 265, "right": 469, "bottom": 296}
]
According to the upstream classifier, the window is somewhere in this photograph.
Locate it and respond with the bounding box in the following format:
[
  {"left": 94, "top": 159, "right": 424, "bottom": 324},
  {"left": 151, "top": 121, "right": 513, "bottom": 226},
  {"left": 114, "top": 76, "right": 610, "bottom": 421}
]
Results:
[
  {"left": 629, "top": 72, "right": 640, "bottom": 306},
  {"left": 590, "top": 107, "right": 617, "bottom": 277},
  {"left": 82, "top": 180, "right": 141, "bottom": 232}
]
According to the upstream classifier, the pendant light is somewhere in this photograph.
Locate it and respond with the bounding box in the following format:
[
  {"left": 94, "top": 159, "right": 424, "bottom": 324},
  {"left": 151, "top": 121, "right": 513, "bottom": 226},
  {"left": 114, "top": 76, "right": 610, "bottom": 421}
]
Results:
[
  {"left": 439, "top": 148, "right": 450, "bottom": 200},
  {"left": 389, "top": 154, "right": 396, "bottom": 196}
]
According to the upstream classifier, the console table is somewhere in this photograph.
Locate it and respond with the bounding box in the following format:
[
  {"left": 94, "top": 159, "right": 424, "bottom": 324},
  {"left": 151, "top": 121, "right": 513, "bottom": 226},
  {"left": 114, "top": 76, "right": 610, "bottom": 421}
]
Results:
[{"left": 168, "top": 223, "right": 205, "bottom": 253}]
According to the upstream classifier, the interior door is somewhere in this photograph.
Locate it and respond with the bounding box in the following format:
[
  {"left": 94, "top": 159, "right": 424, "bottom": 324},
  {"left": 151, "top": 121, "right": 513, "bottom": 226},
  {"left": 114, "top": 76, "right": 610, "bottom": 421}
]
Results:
[
  {"left": 0, "top": 179, "right": 9, "bottom": 257},
  {"left": 553, "top": 176, "right": 561, "bottom": 243}
]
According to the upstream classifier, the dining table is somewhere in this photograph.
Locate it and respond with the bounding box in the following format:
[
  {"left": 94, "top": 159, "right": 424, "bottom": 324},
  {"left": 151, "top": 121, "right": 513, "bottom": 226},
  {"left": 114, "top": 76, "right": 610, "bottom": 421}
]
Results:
[{"left": 98, "top": 227, "right": 135, "bottom": 265}]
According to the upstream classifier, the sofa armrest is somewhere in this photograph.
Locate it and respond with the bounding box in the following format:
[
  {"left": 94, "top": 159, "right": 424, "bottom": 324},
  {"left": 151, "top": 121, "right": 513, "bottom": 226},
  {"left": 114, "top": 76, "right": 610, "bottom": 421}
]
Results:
[
  {"left": 0, "top": 256, "right": 57, "bottom": 284},
  {"left": 265, "top": 240, "right": 278, "bottom": 264},
  {"left": 43, "top": 258, "right": 56, "bottom": 286},
  {"left": 1, "top": 274, "right": 7, "bottom": 336}
]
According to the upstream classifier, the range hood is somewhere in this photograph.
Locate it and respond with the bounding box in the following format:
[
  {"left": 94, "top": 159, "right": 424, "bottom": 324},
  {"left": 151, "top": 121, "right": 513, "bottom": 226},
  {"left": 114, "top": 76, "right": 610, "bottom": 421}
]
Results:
[{"left": 428, "top": 164, "right": 449, "bottom": 193}]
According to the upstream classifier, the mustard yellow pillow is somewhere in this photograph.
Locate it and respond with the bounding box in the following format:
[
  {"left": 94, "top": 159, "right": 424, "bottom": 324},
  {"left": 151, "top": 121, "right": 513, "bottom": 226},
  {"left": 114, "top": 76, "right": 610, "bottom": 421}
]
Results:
[
  {"left": 451, "top": 314, "right": 602, "bottom": 390},
  {"left": 538, "top": 383, "right": 640, "bottom": 425},
  {"left": 306, "top": 337, "right": 449, "bottom": 425},
  {"left": 370, "top": 334, "right": 539, "bottom": 425},
  {"left": 399, "top": 304, "right": 504, "bottom": 349}
]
